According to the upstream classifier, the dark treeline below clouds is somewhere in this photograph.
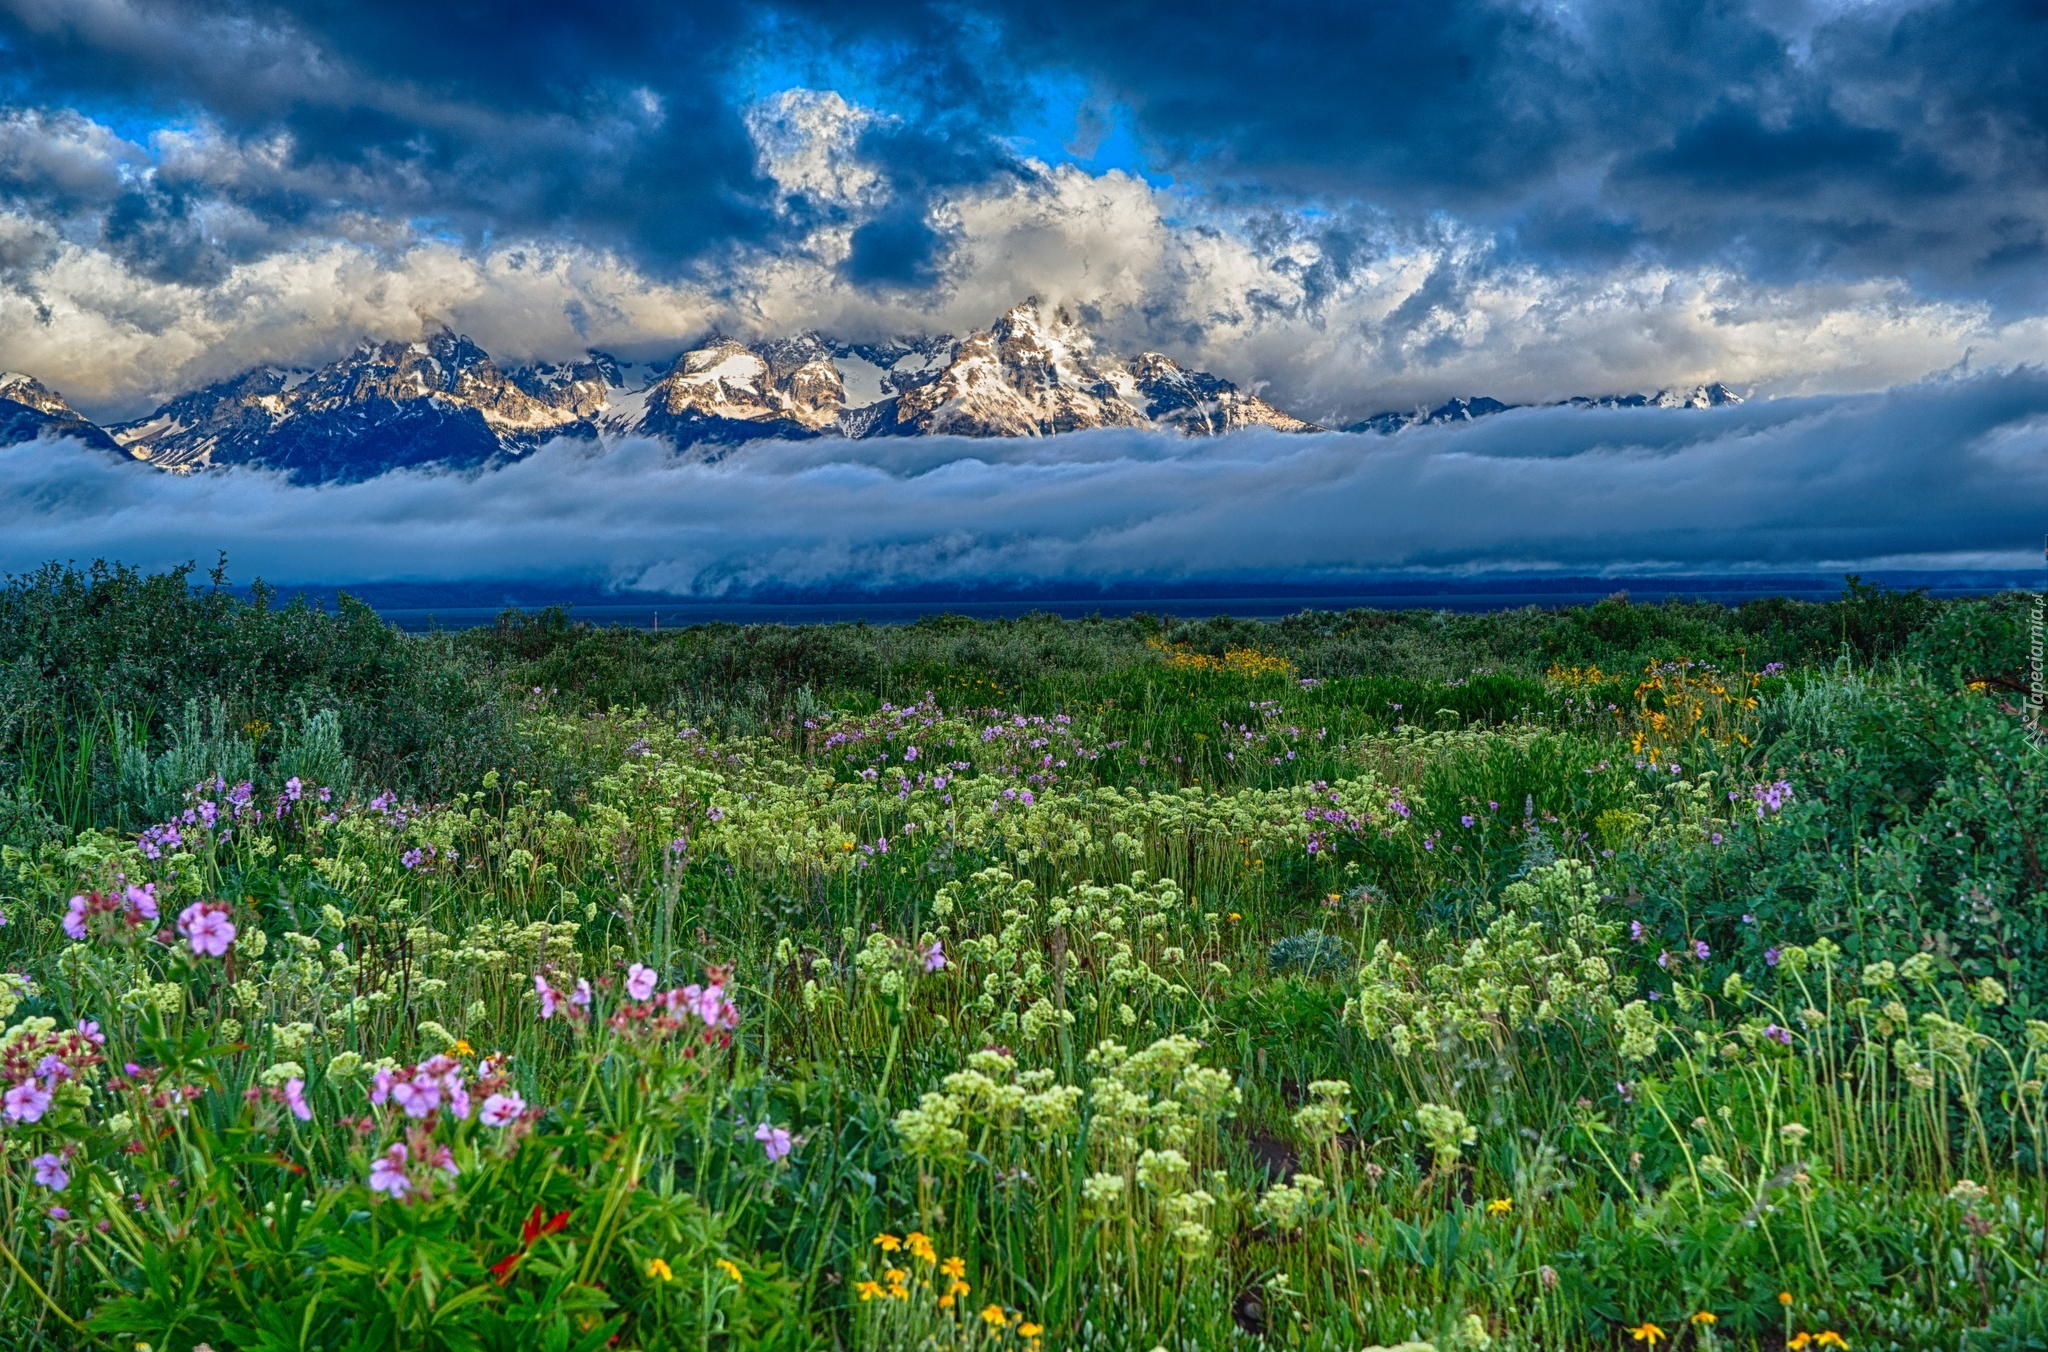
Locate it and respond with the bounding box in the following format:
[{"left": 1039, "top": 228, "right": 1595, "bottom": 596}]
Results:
[{"left": 4, "top": 367, "right": 2043, "bottom": 595}]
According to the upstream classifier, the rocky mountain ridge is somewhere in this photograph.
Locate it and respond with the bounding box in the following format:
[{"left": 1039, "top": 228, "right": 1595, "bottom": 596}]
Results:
[
  {"left": 1345, "top": 383, "right": 1744, "bottom": 434},
  {"left": 1, "top": 301, "right": 1744, "bottom": 482}
]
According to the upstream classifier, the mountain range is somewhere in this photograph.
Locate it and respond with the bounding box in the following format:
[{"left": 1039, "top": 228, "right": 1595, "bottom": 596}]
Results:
[{"left": 0, "top": 299, "right": 1743, "bottom": 484}]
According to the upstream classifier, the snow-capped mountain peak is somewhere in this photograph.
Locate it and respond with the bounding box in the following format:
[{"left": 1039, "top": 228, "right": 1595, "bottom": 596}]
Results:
[
  {"left": 4, "top": 303, "right": 1749, "bottom": 480},
  {"left": 0, "top": 371, "right": 121, "bottom": 453}
]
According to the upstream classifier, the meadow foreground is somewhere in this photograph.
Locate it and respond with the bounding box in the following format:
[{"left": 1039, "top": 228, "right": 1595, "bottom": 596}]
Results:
[{"left": 0, "top": 570, "right": 2042, "bottom": 1350}]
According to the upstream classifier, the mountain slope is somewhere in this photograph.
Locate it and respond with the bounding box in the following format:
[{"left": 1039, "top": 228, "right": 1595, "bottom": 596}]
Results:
[
  {"left": 2, "top": 308, "right": 1752, "bottom": 480},
  {"left": 0, "top": 373, "right": 121, "bottom": 453},
  {"left": 1347, "top": 383, "right": 1743, "bottom": 434}
]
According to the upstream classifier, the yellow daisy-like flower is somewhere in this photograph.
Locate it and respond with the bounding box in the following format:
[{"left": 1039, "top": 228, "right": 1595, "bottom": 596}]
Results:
[
  {"left": 1815, "top": 1335, "right": 1848, "bottom": 1349},
  {"left": 905, "top": 1231, "right": 937, "bottom": 1263},
  {"left": 885, "top": 1268, "right": 909, "bottom": 1285},
  {"left": 1628, "top": 1324, "right": 1666, "bottom": 1345},
  {"left": 452, "top": 1039, "right": 474, "bottom": 1056},
  {"left": 872, "top": 1232, "right": 902, "bottom": 1252},
  {"left": 1690, "top": 1312, "right": 1717, "bottom": 1326},
  {"left": 980, "top": 1304, "right": 1010, "bottom": 1328},
  {"left": 1779, "top": 1292, "right": 1794, "bottom": 1307},
  {"left": 940, "top": 1255, "right": 967, "bottom": 1279},
  {"left": 855, "top": 1280, "right": 885, "bottom": 1302},
  {"left": 645, "top": 1258, "right": 674, "bottom": 1282},
  {"left": 714, "top": 1258, "right": 743, "bottom": 1285},
  {"left": 1019, "top": 1323, "right": 1044, "bottom": 1338},
  {"left": 1486, "top": 1197, "right": 1512, "bottom": 1215}
]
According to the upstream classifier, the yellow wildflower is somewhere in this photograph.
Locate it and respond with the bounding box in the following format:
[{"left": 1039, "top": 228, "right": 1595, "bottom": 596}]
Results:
[
  {"left": 1486, "top": 1197, "right": 1512, "bottom": 1216},
  {"left": 1628, "top": 1325, "right": 1666, "bottom": 1346},
  {"left": 940, "top": 1255, "right": 967, "bottom": 1279},
  {"left": 980, "top": 1304, "right": 1010, "bottom": 1328},
  {"left": 1019, "top": 1323, "right": 1044, "bottom": 1338},
  {"left": 855, "top": 1280, "right": 885, "bottom": 1302},
  {"left": 1779, "top": 1292, "right": 1794, "bottom": 1307},
  {"left": 1690, "top": 1312, "right": 1717, "bottom": 1325},
  {"left": 645, "top": 1258, "right": 673, "bottom": 1282},
  {"left": 905, "top": 1231, "right": 937, "bottom": 1263},
  {"left": 1815, "top": 1336, "right": 1848, "bottom": 1349},
  {"left": 873, "top": 1232, "right": 902, "bottom": 1252},
  {"left": 714, "top": 1258, "right": 743, "bottom": 1285}
]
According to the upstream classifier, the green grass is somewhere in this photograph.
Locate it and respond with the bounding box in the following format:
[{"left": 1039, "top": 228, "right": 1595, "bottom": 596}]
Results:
[{"left": 0, "top": 567, "right": 2042, "bottom": 1349}]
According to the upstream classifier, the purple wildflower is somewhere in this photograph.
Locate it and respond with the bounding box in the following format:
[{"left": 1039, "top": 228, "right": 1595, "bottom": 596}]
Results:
[
  {"left": 176, "top": 902, "right": 236, "bottom": 957},
  {"left": 754, "top": 1121, "right": 793, "bottom": 1163},
  {"left": 480, "top": 1092, "right": 526, "bottom": 1127},
  {"left": 368, "top": 1144, "right": 411, "bottom": 1198},
  {"left": 4, "top": 1081, "right": 53, "bottom": 1123}
]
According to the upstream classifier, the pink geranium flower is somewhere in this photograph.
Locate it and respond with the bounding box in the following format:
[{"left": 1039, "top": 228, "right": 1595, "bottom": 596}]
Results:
[
  {"left": 368, "top": 1144, "right": 411, "bottom": 1198},
  {"left": 534, "top": 974, "right": 561, "bottom": 1019},
  {"left": 282, "top": 1078, "right": 313, "bottom": 1122},
  {"left": 3, "top": 1081, "right": 53, "bottom": 1124},
  {"left": 30, "top": 1152, "right": 68, "bottom": 1190},
  {"left": 625, "top": 963, "right": 658, "bottom": 1002},
  {"left": 390, "top": 1077, "right": 440, "bottom": 1119},
  {"left": 754, "top": 1121, "right": 793, "bottom": 1163},
  {"left": 480, "top": 1091, "right": 525, "bottom": 1127},
  {"left": 176, "top": 902, "right": 236, "bottom": 957}
]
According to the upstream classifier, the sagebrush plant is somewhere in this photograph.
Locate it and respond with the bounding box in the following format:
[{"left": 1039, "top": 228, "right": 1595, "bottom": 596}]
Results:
[{"left": 0, "top": 568, "right": 2042, "bottom": 1349}]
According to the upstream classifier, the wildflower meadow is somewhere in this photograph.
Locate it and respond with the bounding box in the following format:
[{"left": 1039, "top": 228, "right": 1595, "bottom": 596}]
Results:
[{"left": 0, "top": 563, "right": 2042, "bottom": 1350}]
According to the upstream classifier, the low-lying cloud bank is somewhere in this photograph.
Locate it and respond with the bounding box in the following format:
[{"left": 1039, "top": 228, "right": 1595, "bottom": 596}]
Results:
[{"left": 5, "top": 368, "right": 2045, "bottom": 594}]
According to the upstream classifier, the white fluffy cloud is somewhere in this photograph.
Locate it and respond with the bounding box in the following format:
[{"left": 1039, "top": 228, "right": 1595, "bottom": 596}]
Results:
[
  {"left": 5, "top": 366, "right": 2043, "bottom": 587},
  {"left": 5, "top": 98, "right": 2048, "bottom": 422}
]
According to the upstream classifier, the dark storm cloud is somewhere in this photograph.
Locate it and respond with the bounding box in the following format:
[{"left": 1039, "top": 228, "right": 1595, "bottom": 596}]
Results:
[
  {"left": 801, "top": 0, "right": 2048, "bottom": 298},
  {"left": 0, "top": 0, "right": 780, "bottom": 272},
  {"left": 4, "top": 0, "right": 2048, "bottom": 304},
  {"left": 4, "top": 367, "right": 2042, "bottom": 589}
]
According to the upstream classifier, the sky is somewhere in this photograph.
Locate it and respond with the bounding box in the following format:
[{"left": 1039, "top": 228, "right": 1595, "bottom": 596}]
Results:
[{"left": 3, "top": 0, "right": 2048, "bottom": 425}]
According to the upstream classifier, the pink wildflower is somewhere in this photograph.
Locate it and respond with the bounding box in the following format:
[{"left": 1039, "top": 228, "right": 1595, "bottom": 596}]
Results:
[
  {"left": 176, "top": 902, "right": 236, "bottom": 958},
  {"left": 368, "top": 1144, "right": 411, "bottom": 1198},
  {"left": 754, "top": 1121, "right": 793, "bottom": 1163},
  {"left": 3, "top": 1081, "right": 53, "bottom": 1124},
  {"left": 30, "top": 1152, "right": 68, "bottom": 1189},
  {"left": 480, "top": 1092, "right": 525, "bottom": 1127},
  {"left": 390, "top": 1077, "right": 440, "bottom": 1119}
]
